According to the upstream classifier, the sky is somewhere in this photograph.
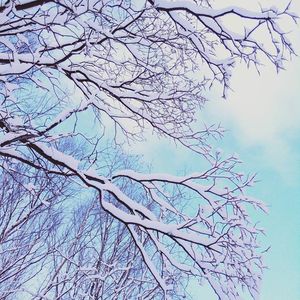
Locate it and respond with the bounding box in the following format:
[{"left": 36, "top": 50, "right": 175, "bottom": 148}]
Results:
[
  {"left": 1, "top": 1, "right": 299, "bottom": 299},
  {"left": 36, "top": 1, "right": 299, "bottom": 299},
  {"left": 124, "top": 1, "right": 300, "bottom": 299},
  {"left": 192, "top": 46, "right": 300, "bottom": 300}
]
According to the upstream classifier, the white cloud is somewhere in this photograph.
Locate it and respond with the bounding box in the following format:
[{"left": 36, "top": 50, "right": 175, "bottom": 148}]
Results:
[
  {"left": 126, "top": 0, "right": 300, "bottom": 180},
  {"left": 211, "top": 59, "right": 300, "bottom": 141},
  {"left": 204, "top": 43, "right": 300, "bottom": 181},
  {"left": 200, "top": 0, "right": 300, "bottom": 181}
]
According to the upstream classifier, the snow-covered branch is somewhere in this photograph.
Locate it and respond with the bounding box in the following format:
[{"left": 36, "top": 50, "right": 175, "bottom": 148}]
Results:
[{"left": 0, "top": 0, "right": 296, "bottom": 299}]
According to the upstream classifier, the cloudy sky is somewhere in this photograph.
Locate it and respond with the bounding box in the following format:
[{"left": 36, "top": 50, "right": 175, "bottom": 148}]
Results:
[
  {"left": 198, "top": 40, "right": 300, "bottom": 300},
  {"left": 202, "top": 3, "right": 300, "bottom": 298},
  {"left": 127, "top": 1, "right": 300, "bottom": 299}
]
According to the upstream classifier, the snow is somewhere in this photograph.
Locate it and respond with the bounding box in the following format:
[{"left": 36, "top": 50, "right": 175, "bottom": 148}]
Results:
[
  {"left": 148, "top": 188, "right": 178, "bottom": 214},
  {"left": 34, "top": 142, "right": 80, "bottom": 171},
  {"left": 48, "top": 100, "right": 90, "bottom": 130},
  {"left": 154, "top": 1, "right": 275, "bottom": 20},
  {"left": 201, "top": 16, "right": 222, "bottom": 34},
  {"left": 101, "top": 199, "right": 217, "bottom": 247},
  {"left": 128, "top": 225, "right": 171, "bottom": 292},
  {"left": 103, "top": 181, "right": 158, "bottom": 221},
  {"left": 0, "top": 0, "right": 283, "bottom": 297},
  {"left": 24, "top": 182, "right": 36, "bottom": 192},
  {"left": 87, "top": 274, "right": 105, "bottom": 280},
  {"left": 78, "top": 267, "right": 98, "bottom": 272},
  {"left": 40, "top": 199, "right": 50, "bottom": 206},
  {"left": 0, "top": 132, "right": 22, "bottom": 146}
]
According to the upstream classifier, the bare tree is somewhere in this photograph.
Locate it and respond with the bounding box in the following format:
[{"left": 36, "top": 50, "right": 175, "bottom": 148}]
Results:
[
  {"left": 0, "top": 0, "right": 297, "bottom": 299},
  {"left": 0, "top": 158, "right": 73, "bottom": 299},
  {"left": 0, "top": 148, "right": 186, "bottom": 300}
]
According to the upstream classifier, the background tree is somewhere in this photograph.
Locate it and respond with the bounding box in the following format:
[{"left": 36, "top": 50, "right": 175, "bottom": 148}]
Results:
[
  {"left": 0, "top": 148, "right": 187, "bottom": 300},
  {"left": 0, "top": 0, "right": 297, "bottom": 299},
  {"left": 0, "top": 158, "right": 72, "bottom": 299}
]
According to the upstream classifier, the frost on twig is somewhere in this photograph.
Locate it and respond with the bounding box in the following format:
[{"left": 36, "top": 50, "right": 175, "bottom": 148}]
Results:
[{"left": 0, "top": 0, "right": 296, "bottom": 299}]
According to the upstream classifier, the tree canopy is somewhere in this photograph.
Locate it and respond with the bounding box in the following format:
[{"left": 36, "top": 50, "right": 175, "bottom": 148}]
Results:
[{"left": 0, "top": 1, "right": 297, "bottom": 299}]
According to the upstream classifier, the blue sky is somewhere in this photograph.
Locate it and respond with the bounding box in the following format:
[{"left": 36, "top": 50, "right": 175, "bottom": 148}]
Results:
[
  {"left": 202, "top": 57, "right": 300, "bottom": 299},
  {"left": 65, "top": 1, "right": 299, "bottom": 298},
  {"left": 130, "top": 59, "right": 300, "bottom": 299},
  {"left": 124, "top": 2, "right": 300, "bottom": 298},
  {"left": 2, "top": 1, "right": 299, "bottom": 299},
  {"left": 68, "top": 1, "right": 300, "bottom": 298}
]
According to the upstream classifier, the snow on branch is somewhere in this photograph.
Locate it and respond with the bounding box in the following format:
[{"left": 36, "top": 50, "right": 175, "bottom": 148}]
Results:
[{"left": 0, "top": 0, "right": 296, "bottom": 298}]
